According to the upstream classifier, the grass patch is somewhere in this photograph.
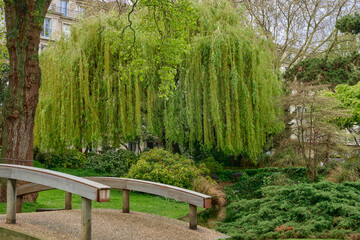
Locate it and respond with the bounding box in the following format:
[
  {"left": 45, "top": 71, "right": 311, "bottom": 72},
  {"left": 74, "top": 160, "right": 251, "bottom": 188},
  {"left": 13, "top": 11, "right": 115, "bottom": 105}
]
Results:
[{"left": 0, "top": 189, "right": 190, "bottom": 219}]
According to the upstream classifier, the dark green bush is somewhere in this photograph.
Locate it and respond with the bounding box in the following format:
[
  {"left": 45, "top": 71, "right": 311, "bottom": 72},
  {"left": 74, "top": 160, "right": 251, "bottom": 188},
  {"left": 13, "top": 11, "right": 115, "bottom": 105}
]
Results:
[
  {"left": 217, "top": 182, "right": 360, "bottom": 240},
  {"left": 242, "top": 167, "right": 308, "bottom": 182},
  {"left": 216, "top": 167, "right": 308, "bottom": 182},
  {"left": 215, "top": 169, "right": 233, "bottom": 181},
  {"left": 127, "top": 148, "right": 207, "bottom": 189},
  {"left": 49, "top": 167, "right": 114, "bottom": 177},
  {"left": 224, "top": 167, "right": 309, "bottom": 203},
  {"left": 84, "top": 149, "right": 137, "bottom": 177},
  {"left": 200, "top": 156, "right": 223, "bottom": 174},
  {"left": 34, "top": 149, "right": 86, "bottom": 168}
]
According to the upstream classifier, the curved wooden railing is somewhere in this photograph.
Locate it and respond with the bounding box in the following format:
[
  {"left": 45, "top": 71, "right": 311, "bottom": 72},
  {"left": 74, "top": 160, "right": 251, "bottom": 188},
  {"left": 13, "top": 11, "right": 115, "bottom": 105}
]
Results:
[
  {"left": 0, "top": 164, "right": 110, "bottom": 240},
  {"left": 17, "top": 177, "right": 212, "bottom": 230}
]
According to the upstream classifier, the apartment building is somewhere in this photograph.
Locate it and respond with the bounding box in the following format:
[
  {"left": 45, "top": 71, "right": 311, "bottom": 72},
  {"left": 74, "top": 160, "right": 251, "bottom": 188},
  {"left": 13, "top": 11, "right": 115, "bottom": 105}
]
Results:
[{"left": 40, "top": 0, "right": 85, "bottom": 51}]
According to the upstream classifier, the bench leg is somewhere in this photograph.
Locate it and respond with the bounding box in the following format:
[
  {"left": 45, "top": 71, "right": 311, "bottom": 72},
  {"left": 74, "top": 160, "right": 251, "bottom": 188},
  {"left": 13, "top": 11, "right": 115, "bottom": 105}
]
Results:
[
  {"left": 81, "top": 197, "right": 91, "bottom": 240},
  {"left": 6, "top": 179, "right": 17, "bottom": 224},
  {"left": 65, "top": 192, "right": 72, "bottom": 210},
  {"left": 16, "top": 196, "right": 23, "bottom": 213},
  {"left": 189, "top": 204, "right": 197, "bottom": 230},
  {"left": 122, "top": 189, "right": 130, "bottom": 213}
]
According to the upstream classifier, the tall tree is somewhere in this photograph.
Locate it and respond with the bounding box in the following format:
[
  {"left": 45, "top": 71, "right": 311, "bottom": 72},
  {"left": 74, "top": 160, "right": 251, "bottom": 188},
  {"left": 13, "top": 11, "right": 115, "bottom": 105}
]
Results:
[
  {"left": 331, "top": 12, "right": 360, "bottom": 151},
  {"left": 1, "top": 1, "right": 52, "bottom": 165},
  {"left": 239, "top": 0, "right": 359, "bottom": 69},
  {"left": 35, "top": 0, "right": 283, "bottom": 161}
]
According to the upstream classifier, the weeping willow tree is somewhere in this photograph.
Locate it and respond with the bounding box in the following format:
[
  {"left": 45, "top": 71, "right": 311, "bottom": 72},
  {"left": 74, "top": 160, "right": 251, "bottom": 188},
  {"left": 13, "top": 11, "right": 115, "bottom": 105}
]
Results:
[{"left": 35, "top": 0, "right": 283, "bottom": 161}]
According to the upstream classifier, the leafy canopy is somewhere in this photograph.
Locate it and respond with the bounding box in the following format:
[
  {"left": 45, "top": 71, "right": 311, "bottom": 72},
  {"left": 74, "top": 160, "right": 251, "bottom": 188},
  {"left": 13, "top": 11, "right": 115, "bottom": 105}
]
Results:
[
  {"left": 35, "top": 0, "right": 283, "bottom": 160},
  {"left": 336, "top": 12, "right": 360, "bottom": 35}
]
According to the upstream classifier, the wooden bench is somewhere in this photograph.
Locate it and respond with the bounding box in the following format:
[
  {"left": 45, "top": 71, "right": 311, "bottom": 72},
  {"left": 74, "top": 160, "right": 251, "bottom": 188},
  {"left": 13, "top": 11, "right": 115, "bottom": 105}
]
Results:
[
  {"left": 0, "top": 164, "right": 110, "bottom": 240},
  {"left": 17, "top": 177, "right": 212, "bottom": 230}
]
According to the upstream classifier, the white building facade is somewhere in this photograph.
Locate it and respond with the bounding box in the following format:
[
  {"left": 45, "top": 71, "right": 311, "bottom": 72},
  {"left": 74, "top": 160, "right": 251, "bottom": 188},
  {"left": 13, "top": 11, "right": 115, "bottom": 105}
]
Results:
[{"left": 40, "top": 0, "right": 85, "bottom": 50}]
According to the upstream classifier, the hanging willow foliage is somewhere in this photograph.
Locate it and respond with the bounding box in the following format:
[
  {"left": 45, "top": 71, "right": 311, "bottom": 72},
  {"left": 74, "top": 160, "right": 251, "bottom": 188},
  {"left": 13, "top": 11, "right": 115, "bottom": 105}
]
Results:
[{"left": 35, "top": 0, "right": 283, "bottom": 160}]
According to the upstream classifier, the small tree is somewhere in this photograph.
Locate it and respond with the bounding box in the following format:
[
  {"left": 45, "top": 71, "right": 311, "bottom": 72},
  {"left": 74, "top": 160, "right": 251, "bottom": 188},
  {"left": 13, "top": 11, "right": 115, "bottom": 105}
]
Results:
[{"left": 284, "top": 81, "right": 349, "bottom": 181}]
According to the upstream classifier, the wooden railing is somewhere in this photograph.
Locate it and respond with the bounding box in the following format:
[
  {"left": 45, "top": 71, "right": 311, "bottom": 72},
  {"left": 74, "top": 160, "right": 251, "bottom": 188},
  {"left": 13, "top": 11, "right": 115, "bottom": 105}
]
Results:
[
  {"left": 17, "top": 177, "right": 212, "bottom": 230},
  {"left": 0, "top": 164, "right": 110, "bottom": 240}
]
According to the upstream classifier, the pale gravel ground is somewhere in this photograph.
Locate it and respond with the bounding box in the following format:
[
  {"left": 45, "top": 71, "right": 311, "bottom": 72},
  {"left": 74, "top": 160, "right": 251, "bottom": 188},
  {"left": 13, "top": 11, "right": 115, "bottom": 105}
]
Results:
[{"left": 0, "top": 209, "right": 230, "bottom": 240}]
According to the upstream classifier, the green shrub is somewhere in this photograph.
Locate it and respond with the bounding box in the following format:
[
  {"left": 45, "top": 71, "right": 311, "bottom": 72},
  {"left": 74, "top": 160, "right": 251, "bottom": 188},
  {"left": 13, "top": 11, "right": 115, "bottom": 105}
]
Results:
[
  {"left": 34, "top": 149, "right": 86, "bottom": 168},
  {"left": 268, "top": 172, "right": 295, "bottom": 186},
  {"left": 225, "top": 173, "right": 269, "bottom": 202},
  {"left": 242, "top": 167, "right": 308, "bottom": 182},
  {"left": 127, "top": 148, "right": 206, "bottom": 189},
  {"left": 217, "top": 182, "right": 360, "bottom": 240},
  {"left": 200, "top": 156, "right": 223, "bottom": 174},
  {"left": 326, "top": 165, "right": 359, "bottom": 183},
  {"left": 215, "top": 169, "right": 233, "bottom": 181},
  {"left": 84, "top": 149, "right": 137, "bottom": 177},
  {"left": 224, "top": 167, "right": 309, "bottom": 203}
]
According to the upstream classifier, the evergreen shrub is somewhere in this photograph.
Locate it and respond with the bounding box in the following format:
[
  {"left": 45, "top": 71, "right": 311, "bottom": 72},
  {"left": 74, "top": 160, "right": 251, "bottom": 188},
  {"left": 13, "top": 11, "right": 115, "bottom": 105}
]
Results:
[
  {"left": 84, "top": 149, "right": 137, "bottom": 177},
  {"left": 216, "top": 167, "right": 308, "bottom": 182},
  {"left": 34, "top": 148, "right": 86, "bottom": 168},
  {"left": 217, "top": 182, "right": 360, "bottom": 240},
  {"left": 215, "top": 169, "right": 233, "bottom": 181},
  {"left": 127, "top": 148, "right": 207, "bottom": 189},
  {"left": 224, "top": 167, "right": 309, "bottom": 203},
  {"left": 200, "top": 156, "right": 223, "bottom": 174}
]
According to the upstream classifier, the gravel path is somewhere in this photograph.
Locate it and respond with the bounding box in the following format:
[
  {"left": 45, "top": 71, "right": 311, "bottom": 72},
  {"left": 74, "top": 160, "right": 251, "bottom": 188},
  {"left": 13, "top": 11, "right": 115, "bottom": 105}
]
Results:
[{"left": 0, "top": 209, "right": 229, "bottom": 240}]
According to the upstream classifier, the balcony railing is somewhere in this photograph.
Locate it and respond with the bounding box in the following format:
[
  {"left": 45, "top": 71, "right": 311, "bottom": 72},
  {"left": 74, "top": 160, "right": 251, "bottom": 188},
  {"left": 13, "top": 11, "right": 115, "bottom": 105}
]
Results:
[
  {"left": 48, "top": 4, "right": 83, "bottom": 18},
  {"left": 41, "top": 27, "right": 52, "bottom": 38}
]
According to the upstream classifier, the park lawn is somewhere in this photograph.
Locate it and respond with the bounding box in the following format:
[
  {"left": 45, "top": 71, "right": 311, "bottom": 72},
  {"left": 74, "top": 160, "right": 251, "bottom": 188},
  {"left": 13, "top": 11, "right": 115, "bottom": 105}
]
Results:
[{"left": 0, "top": 189, "right": 191, "bottom": 219}]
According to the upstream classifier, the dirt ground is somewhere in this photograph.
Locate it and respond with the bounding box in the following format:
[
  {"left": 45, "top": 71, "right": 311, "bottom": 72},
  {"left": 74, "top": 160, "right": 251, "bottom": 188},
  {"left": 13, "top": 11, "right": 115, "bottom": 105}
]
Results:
[{"left": 0, "top": 209, "right": 230, "bottom": 240}]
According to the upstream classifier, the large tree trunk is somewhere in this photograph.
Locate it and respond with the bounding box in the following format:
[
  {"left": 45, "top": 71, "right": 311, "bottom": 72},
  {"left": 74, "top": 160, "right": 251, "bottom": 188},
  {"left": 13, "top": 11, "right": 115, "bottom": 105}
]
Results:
[{"left": 1, "top": 0, "right": 52, "bottom": 201}]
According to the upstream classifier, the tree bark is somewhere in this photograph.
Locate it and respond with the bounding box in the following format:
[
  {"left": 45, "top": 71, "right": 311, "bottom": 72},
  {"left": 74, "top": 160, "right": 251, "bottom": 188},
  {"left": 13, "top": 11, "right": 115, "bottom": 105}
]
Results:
[
  {"left": 1, "top": 0, "right": 52, "bottom": 201},
  {"left": 2, "top": 0, "right": 51, "bottom": 163}
]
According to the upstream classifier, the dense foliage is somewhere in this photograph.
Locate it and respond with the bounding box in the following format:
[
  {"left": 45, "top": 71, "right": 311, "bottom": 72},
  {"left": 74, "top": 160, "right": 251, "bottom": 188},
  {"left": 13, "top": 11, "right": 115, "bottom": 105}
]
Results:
[
  {"left": 283, "top": 53, "right": 360, "bottom": 86},
  {"left": 216, "top": 167, "right": 309, "bottom": 182},
  {"left": 200, "top": 156, "right": 223, "bottom": 174},
  {"left": 336, "top": 12, "right": 360, "bottom": 34},
  {"left": 127, "top": 148, "right": 206, "bottom": 189},
  {"left": 218, "top": 181, "right": 360, "bottom": 240},
  {"left": 34, "top": 148, "right": 86, "bottom": 168},
  {"left": 35, "top": 0, "right": 282, "bottom": 161},
  {"left": 34, "top": 148, "right": 137, "bottom": 177},
  {"left": 334, "top": 82, "right": 360, "bottom": 133},
  {"left": 84, "top": 149, "right": 138, "bottom": 176},
  {"left": 224, "top": 167, "right": 309, "bottom": 202}
]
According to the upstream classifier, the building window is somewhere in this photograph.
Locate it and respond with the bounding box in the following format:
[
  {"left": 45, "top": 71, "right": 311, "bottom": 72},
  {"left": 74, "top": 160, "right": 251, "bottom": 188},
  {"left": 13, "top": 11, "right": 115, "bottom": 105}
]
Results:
[
  {"left": 60, "top": 0, "right": 68, "bottom": 16},
  {"left": 41, "top": 18, "right": 52, "bottom": 38},
  {"left": 62, "top": 23, "right": 71, "bottom": 36}
]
